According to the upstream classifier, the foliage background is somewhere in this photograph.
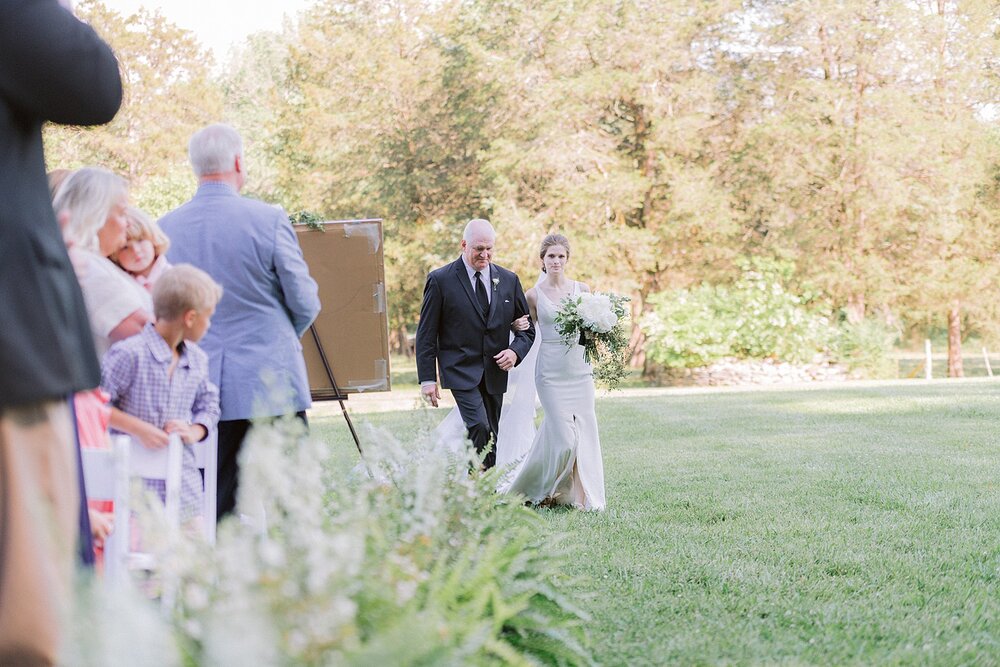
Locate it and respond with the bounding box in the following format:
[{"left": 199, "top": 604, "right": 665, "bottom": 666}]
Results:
[{"left": 46, "top": 0, "right": 1000, "bottom": 374}]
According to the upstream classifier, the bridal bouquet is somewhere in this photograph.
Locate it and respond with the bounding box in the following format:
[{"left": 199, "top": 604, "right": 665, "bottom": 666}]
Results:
[{"left": 554, "top": 291, "right": 631, "bottom": 389}]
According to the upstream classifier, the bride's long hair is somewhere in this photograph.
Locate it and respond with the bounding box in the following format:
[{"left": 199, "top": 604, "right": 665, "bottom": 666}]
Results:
[{"left": 539, "top": 233, "right": 570, "bottom": 272}]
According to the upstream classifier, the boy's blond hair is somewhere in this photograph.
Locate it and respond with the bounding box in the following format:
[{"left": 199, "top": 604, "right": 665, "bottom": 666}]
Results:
[{"left": 152, "top": 264, "right": 223, "bottom": 321}]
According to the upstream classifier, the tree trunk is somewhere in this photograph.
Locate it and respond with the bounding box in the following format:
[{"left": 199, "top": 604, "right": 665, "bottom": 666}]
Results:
[
  {"left": 947, "top": 302, "right": 963, "bottom": 378},
  {"left": 626, "top": 293, "right": 648, "bottom": 371},
  {"left": 389, "top": 325, "right": 413, "bottom": 358},
  {"left": 845, "top": 293, "right": 865, "bottom": 324},
  {"left": 629, "top": 324, "right": 646, "bottom": 370}
]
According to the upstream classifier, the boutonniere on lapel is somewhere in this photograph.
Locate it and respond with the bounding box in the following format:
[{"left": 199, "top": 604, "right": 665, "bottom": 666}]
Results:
[{"left": 492, "top": 277, "right": 500, "bottom": 291}]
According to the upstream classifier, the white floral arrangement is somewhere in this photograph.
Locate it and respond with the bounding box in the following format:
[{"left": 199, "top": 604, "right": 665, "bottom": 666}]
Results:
[
  {"left": 555, "top": 291, "right": 631, "bottom": 389},
  {"left": 64, "top": 417, "right": 593, "bottom": 665}
]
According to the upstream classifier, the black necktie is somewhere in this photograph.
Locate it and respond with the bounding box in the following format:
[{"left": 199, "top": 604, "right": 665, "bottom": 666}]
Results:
[{"left": 474, "top": 270, "right": 489, "bottom": 315}]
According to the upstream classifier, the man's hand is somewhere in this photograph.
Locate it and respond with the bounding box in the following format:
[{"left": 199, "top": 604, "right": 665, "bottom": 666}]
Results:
[
  {"left": 135, "top": 421, "right": 170, "bottom": 449},
  {"left": 164, "top": 420, "right": 207, "bottom": 444},
  {"left": 421, "top": 383, "right": 441, "bottom": 407},
  {"left": 494, "top": 349, "right": 518, "bottom": 372}
]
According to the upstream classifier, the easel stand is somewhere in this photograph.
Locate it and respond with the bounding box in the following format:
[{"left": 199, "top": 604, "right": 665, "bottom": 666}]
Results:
[{"left": 309, "top": 324, "right": 363, "bottom": 456}]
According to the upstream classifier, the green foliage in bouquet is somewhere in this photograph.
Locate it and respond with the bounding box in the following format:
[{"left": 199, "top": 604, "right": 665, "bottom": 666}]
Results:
[
  {"left": 159, "top": 418, "right": 593, "bottom": 666},
  {"left": 554, "top": 292, "right": 631, "bottom": 390}
]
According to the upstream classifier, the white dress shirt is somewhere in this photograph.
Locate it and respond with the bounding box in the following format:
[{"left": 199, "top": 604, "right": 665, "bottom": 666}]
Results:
[{"left": 461, "top": 256, "right": 491, "bottom": 305}]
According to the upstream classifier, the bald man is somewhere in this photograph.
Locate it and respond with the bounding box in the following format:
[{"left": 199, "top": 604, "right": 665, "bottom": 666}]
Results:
[{"left": 415, "top": 219, "right": 535, "bottom": 468}]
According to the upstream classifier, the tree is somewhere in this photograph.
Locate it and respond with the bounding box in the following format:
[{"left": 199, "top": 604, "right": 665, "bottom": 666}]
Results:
[
  {"left": 44, "top": 0, "right": 223, "bottom": 215},
  {"left": 265, "top": 0, "right": 502, "bottom": 354},
  {"left": 462, "top": 0, "right": 744, "bottom": 370},
  {"left": 725, "top": 0, "right": 1000, "bottom": 377},
  {"left": 898, "top": 0, "right": 1000, "bottom": 377}
]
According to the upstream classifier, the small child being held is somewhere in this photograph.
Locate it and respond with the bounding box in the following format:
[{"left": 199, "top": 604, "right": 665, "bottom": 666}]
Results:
[
  {"left": 101, "top": 264, "right": 222, "bottom": 527},
  {"left": 111, "top": 206, "right": 171, "bottom": 292}
]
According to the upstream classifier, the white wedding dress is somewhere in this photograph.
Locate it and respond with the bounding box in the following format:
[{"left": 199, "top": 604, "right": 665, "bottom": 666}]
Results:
[
  {"left": 501, "top": 281, "right": 606, "bottom": 510},
  {"left": 433, "top": 280, "right": 606, "bottom": 510}
]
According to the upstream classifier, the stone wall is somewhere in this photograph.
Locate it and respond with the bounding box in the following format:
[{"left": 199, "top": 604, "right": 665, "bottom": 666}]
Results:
[{"left": 661, "top": 358, "right": 852, "bottom": 387}]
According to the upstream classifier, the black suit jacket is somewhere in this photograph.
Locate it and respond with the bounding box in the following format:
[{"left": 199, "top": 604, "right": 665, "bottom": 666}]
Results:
[
  {"left": 0, "top": 0, "right": 123, "bottom": 407},
  {"left": 416, "top": 258, "right": 535, "bottom": 395}
]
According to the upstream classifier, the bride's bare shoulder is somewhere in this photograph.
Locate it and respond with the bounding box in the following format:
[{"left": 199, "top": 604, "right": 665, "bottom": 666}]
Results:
[{"left": 526, "top": 286, "right": 538, "bottom": 302}]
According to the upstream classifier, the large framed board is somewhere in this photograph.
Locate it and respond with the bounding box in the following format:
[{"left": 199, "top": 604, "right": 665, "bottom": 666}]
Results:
[{"left": 294, "top": 219, "right": 391, "bottom": 400}]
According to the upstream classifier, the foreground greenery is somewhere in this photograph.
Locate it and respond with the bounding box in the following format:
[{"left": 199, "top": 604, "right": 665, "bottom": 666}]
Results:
[
  {"left": 69, "top": 419, "right": 591, "bottom": 665},
  {"left": 319, "top": 380, "right": 1000, "bottom": 665}
]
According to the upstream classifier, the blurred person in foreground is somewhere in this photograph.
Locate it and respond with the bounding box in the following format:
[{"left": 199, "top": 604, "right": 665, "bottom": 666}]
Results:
[
  {"left": 159, "top": 123, "right": 320, "bottom": 521},
  {"left": 0, "top": 0, "right": 122, "bottom": 663}
]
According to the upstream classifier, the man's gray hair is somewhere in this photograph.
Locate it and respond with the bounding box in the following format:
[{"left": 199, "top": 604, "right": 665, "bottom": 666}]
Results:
[
  {"left": 463, "top": 218, "right": 495, "bottom": 242},
  {"left": 188, "top": 123, "right": 243, "bottom": 177}
]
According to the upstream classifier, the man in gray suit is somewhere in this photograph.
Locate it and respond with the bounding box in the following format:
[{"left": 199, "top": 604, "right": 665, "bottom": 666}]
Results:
[{"left": 160, "top": 124, "right": 320, "bottom": 520}]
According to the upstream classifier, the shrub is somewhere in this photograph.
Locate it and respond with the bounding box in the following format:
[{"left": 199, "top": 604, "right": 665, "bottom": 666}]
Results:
[
  {"left": 642, "top": 258, "right": 836, "bottom": 368},
  {"left": 833, "top": 317, "right": 900, "bottom": 379},
  {"left": 641, "top": 284, "right": 736, "bottom": 368}
]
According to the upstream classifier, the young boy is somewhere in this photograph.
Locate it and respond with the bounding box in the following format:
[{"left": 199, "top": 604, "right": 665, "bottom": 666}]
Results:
[{"left": 101, "top": 264, "right": 222, "bottom": 525}]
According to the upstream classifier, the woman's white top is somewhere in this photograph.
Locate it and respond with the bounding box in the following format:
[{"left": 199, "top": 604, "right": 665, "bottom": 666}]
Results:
[{"left": 76, "top": 249, "right": 153, "bottom": 357}]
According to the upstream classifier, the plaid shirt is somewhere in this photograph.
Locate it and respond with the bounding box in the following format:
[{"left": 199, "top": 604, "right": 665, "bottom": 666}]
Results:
[
  {"left": 102, "top": 324, "right": 220, "bottom": 521},
  {"left": 101, "top": 323, "right": 220, "bottom": 434}
]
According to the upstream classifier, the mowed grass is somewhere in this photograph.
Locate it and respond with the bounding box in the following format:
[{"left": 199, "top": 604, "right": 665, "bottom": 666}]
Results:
[{"left": 311, "top": 381, "right": 1000, "bottom": 666}]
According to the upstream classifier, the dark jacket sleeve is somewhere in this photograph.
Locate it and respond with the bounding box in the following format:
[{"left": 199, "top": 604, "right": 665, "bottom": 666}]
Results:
[
  {"left": 0, "top": 0, "right": 122, "bottom": 125},
  {"left": 508, "top": 274, "right": 535, "bottom": 365},
  {"left": 415, "top": 272, "right": 442, "bottom": 384}
]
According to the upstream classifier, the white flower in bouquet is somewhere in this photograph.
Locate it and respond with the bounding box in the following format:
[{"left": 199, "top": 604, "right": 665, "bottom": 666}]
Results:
[{"left": 577, "top": 293, "right": 619, "bottom": 333}]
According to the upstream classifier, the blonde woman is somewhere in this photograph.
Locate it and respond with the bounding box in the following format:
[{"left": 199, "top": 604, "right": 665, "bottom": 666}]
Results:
[{"left": 55, "top": 167, "right": 152, "bottom": 355}]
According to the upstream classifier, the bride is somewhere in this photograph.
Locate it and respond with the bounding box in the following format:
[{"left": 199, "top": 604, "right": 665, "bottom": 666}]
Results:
[
  {"left": 501, "top": 233, "right": 606, "bottom": 510},
  {"left": 436, "top": 234, "right": 606, "bottom": 510}
]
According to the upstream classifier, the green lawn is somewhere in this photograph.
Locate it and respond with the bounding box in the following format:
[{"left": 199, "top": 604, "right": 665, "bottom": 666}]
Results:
[{"left": 312, "top": 381, "right": 1000, "bottom": 666}]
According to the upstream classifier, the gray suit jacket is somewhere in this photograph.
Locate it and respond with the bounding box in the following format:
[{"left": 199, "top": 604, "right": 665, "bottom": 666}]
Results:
[
  {"left": 0, "top": 0, "right": 122, "bottom": 407},
  {"left": 160, "top": 183, "right": 320, "bottom": 420}
]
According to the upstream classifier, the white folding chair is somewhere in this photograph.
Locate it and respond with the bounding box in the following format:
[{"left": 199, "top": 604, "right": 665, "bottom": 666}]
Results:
[
  {"left": 81, "top": 436, "right": 130, "bottom": 585},
  {"left": 81, "top": 434, "right": 184, "bottom": 610},
  {"left": 127, "top": 432, "right": 184, "bottom": 534},
  {"left": 193, "top": 427, "right": 218, "bottom": 544}
]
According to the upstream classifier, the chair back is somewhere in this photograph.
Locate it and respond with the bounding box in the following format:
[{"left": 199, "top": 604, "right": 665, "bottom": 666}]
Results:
[{"left": 81, "top": 433, "right": 184, "bottom": 593}]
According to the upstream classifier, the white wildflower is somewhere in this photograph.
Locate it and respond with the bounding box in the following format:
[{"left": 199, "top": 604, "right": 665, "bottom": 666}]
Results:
[
  {"left": 185, "top": 583, "right": 209, "bottom": 610},
  {"left": 396, "top": 579, "right": 418, "bottom": 604},
  {"left": 259, "top": 539, "right": 286, "bottom": 567}
]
